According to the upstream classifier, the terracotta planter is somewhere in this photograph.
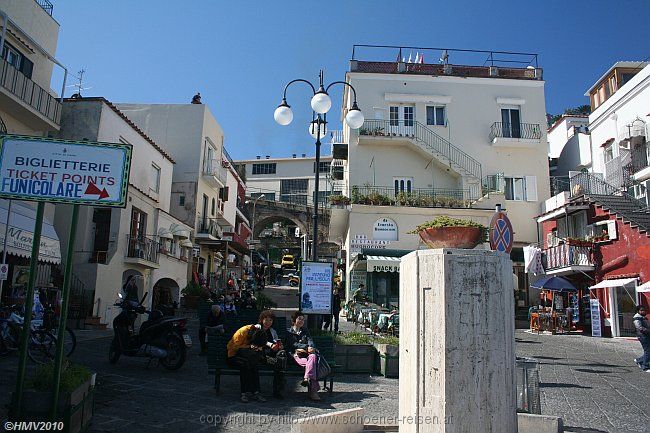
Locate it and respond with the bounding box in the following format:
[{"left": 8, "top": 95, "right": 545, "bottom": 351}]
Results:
[{"left": 418, "top": 226, "right": 482, "bottom": 249}]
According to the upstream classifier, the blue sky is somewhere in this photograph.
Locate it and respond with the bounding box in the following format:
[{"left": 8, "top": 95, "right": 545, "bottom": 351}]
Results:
[{"left": 51, "top": 1, "right": 649, "bottom": 160}]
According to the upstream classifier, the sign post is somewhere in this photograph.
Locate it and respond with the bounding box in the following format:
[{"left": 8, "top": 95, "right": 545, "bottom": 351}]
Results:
[
  {"left": 299, "top": 261, "right": 333, "bottom": 315},
  {"left": 590, "top": 298, "right": 602, "bottom": 337},
  {"left": 489, "top": 204, "right": 514, "bottom": 254},
  {"left": 0, "top": 135, "right": 131, "bottom": 419}
]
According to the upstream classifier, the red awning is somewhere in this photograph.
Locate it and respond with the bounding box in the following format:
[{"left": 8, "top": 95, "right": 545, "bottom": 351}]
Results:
[{"left": 600, "top": 138, "right": 615, "bottom": 148}]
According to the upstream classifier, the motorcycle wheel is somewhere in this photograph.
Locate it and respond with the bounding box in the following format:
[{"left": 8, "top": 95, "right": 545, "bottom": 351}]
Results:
[
  {"left": 27, "top": 330, "right": 56, "bottom": 364},
  {"left": 109, "top": 338, "right": 121, "bottom": 364},
  {"left": 160, "top": 332, "right": 186, "bottom": 371}
]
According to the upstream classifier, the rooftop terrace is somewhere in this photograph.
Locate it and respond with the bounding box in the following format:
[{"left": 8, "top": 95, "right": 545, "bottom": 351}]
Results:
[{"left": 349, "top": 45, "right": 543, "bottom": 81}]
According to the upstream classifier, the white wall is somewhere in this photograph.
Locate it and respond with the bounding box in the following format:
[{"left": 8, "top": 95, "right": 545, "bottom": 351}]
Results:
[{"left": 548, "top": 116, "right": 589, "bottom": 159}]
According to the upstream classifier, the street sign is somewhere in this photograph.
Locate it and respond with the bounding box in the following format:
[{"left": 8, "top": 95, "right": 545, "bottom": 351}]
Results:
[
  {"left": 0, "top": 135, "right": 132, "bottom": 207},
  {"left": 0, "top": 263, "right": 7, "bottom": 280},
  {"left": 489, "top": 211, "right": 514, "bottom": 254}
]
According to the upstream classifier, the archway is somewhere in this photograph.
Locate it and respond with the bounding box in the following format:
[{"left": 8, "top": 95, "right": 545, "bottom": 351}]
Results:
[{"left": 152, "top": 277, "right": 180, "bottom": 310}]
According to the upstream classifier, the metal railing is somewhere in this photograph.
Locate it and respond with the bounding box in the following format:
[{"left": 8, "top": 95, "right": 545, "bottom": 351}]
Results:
[
  {"left": 630, "top": 142, "right": 650, "bottom": 173},
  {"left": 359, "top": 119, "right": 482, "bottom": 181},
  {"left": 489, "top": 122, "right": 541, "bottom": 141},
  {"left": 542, "top": 244, "right": 594, "bottom": 270},
  {"left": 516, "top": 358, "right": 541, "bottom": 414},
  {"left": 203, "top": 158, "right": 227, "bottom": 184},
  {"left": 483, "top": 173, "right": 506, "bottom": 194},
  {"left": 222, "top": 147, "right": 235, "bottom": 168},
  {"left": 125, "top": 235, "right": 160, "bottom": 264},
  {"left": 35, "top": 0, "right": 53, "bottom": 16},
  {"left": 197, "top": 217, "right": 223, "bottom": 239},
  {"left": 350, "top": 185, "right": 476, "bottom": 208},
  {"left": 0, "top": 56, "right": 61, "bottom": 125},
  {"left": 329, "top": 130, "right": 344, "bottom": 144}
]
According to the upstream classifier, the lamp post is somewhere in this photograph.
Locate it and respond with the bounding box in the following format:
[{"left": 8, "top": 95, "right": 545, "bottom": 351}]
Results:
[{"left": 274, "top": 70, "right": 364, "bottom": 261}]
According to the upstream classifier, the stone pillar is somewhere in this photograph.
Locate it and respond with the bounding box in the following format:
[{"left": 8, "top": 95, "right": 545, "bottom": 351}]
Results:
[{"left": 399, "top": 249, "right": 517, "bottom": 433}]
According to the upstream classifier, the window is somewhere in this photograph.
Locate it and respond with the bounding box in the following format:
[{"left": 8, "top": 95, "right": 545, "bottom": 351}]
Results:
[
  {"left": 211, "top": 198, "right": 216, "bottom": 216},
  {"left": 150, "top": 163, "right": 160, "bottom": 193},
  {"left": 1, "top": 42, "right": 33, "bottom": 79},
  {"left": 603, "top": 143, "right": 614, "bottom": 163},
  {"left": 389, "top": 106, "right": 399, "bottom": 126},
  {"left": 567, "top": 211, "right": 588, "bottom": 238},
  {"left": 252, "top": 163, "right": 277, "bottom": 175},
  {"left": 179, "top": 195, "right": 185, "bottom": 206},
  {"left": 426, "top": 106, "right": 445, "bottom": 126},
  {"left": 501, "top": 108, "right": 521, "bottom": 138},
  {"left": 393, "top": 177, "right": 413, "bottom": 196},
  {"left": 620, "top": 73, "right": 635, "bottom": 87},
  {"left": 403, "top": 106, "right": 414, "bottom": 127},
  {"left": 313, "top": 190, "right": 331, "bottom": 205},
  {"left": 313, "top": 161, "right": 331, "bottom": 173},
  {"left": 505, "top": 177, "right": 526, "bottom": 201},
  {"left": 280, "top": 179, "right": 308, "bottom": 205},
  {"left": 130, "top": 207, "right": 147, "bottom": 238},
  {"left": 219, "top": 187, "right": 229, "bottom": 202}
]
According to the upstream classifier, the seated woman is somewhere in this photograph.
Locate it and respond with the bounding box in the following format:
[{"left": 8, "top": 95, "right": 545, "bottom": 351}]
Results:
[
  {"left": 284, "top": 311, "right": 321, "bottom": 401},
  {"left": 226, "top": 310, "right": 284, "bottom": 402}
]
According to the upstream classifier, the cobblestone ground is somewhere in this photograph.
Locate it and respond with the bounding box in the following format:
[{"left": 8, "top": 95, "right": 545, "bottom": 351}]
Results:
[{"left": 1, "top": 288, "right": 648, "bottom": 433}]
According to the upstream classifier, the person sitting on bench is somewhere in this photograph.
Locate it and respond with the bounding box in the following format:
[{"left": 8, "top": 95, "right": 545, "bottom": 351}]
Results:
[
  {"left": 284, "top": 311, "right": 321, "bottom": 401},
  {"left": 226, "top": 310, "right": 285, "bottom": 402}
]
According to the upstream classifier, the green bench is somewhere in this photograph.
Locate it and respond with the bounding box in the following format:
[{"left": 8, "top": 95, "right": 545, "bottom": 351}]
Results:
[{"left": 206, "top": 314, "right": 338, "bottom": 395}]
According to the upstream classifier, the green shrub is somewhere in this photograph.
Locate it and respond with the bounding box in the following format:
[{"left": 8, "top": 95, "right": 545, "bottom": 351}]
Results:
[
  {"left": 31, "top": 361, "right": 91, "bottom": 394},
  {"left": 335, "top": 331, "right": 374, "bottom": 345},
  {"left": 408, "top": 215, "right": 488, "bottom": 241},
  {"left": 181, "top": 281, "right": 203, "bottom": 297}
]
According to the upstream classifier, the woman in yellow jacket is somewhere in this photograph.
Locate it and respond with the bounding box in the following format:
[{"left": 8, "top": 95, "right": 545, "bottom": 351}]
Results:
[{"left": 227, "top": 310, "right": 284, "bottom": 402}]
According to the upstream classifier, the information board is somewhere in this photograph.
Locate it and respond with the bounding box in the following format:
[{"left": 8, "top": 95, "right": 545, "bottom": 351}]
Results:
[
  {"left": 300, "top": 261, "right": 333, "bottom": 315},
  {"left": 0, "top": 135, "right": 132, "bottom": 207},
  {"left": 590, "top": 298, "right": 602, "bottom": 337}
]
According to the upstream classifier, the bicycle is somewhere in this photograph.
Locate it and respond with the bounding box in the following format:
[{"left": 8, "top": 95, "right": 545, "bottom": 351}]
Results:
[
  {"left": 0, "top": 304, "right": 62, "bottom": 364},
  {"left": 39, "top": 303, "right": 77, "bottom": 358}
]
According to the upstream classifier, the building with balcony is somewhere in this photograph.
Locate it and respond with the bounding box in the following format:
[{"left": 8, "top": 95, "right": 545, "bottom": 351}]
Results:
[
  {"left": 54, "top": 98, "right": 192, "bottom": 327},
  {"left": 533, "top": 62, "right": 650, "bottom": 337},
  {"left": 331, "top": 45, "right": 551, "bottom": 306},
  {"left": 547, "top": 115, "right": 591, "bottom": 177},
  {"left": 117, "top": 103, "right": 235, "bottom": 285}
]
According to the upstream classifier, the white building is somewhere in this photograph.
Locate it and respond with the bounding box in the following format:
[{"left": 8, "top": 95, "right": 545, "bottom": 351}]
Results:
[
  {"left": 237, "top": 153, "right": 336, "bottom": 206},
  {"left": 117, "top": 103, "right": 250, "bottom": 284},
  {"left": 547, "top": 115, "right": 591, "bottom": 178},
  {"left": 330, "top": 46, "right": 551, "bottom": 306},
  {"left": 55, "top": 98, "right": 192, "bottom": 327}
]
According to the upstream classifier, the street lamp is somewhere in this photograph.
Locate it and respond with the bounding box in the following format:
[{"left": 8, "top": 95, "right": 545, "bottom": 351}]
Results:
[{"left": 274, "top": 70, "right": 364, "bottom": 261}]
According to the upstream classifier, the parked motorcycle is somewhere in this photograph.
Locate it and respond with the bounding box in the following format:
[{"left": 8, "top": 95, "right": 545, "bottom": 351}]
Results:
[{"left": 109, "top": 292, "right": 190, "bottom": 370}]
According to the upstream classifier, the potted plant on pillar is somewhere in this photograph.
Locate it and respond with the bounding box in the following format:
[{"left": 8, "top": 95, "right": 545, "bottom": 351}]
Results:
[
  {"left": 409, "top": 216, "right": 488, "bottom": 249},
  {"left": 181, "top": 281, "right": 203, "bottom": 310}
]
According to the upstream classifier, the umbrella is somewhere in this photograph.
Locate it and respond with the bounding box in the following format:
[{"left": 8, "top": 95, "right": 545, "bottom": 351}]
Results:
[{"left": 530, "top": 276, "right": 577, "bottom": 293}]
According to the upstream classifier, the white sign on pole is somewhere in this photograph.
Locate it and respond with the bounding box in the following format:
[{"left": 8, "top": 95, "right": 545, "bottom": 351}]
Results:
[
  {"left": 372, "top": 217, "right": 398, "bottom": 241},
  {"left": 0, "top": 263, "right": 8, "bottom": 280},
  {"left": 300, "top": 261, "right": 333, "bottom": 314},
  {"left": 590, "top": 298, "right": 602, "bottom": 337},
  {"left": 0, "top": 135, "right": 132, "bottom": 207}
]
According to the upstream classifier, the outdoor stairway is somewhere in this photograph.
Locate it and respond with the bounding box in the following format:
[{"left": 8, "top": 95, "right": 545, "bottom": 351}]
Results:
[
  {"left": 361, "top": 119, "right": 482, "bottom": 198},
  {"left": 583, "top": 193, "right": 650, "bottom": 236}
]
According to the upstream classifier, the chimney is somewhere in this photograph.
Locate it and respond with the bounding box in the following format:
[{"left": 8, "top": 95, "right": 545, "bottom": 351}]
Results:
[
  {"left": 256, "top": 155, "right": 261, "bottom": 160},
  {"left": 265, "top": 155, "right": 270, "bottom": 159},
  {"left": 292, "top": 154, "right": 296, "bottom": 158}
]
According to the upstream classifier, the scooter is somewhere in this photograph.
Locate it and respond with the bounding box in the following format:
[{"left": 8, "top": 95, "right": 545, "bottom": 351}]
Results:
[
  {"left": 288, "top": 274, "right": 300, "bottom": 287},
  {"left": 109, "top": 292, "right": 190, "bottom": 370}
]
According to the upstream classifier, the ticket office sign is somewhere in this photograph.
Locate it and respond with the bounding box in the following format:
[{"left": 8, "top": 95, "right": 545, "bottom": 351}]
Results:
[{"left": 0, "top": 135, "right": 132, "bottom": 207}]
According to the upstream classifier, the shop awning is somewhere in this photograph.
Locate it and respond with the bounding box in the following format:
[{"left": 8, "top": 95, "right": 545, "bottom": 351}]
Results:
[
  {"left": 170, "top": 224, "right": 190, "bottom": 239},
  {"left": 0, "top": 201, "right": 61, "bottom": 264},
  {"left": 366, "top": 255, "right": 400, "bottom": 273},
  {"left": 635, "top": 281, "right": 650, "bottom": 292},
  {"left": 157, "top": 228, "right": 174, "bottom": 240},
  {"left": 589, "top": 277, "right": 637, "bottom": 289}
]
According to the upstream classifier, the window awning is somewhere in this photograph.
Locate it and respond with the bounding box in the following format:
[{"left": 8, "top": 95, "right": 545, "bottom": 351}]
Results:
[
  {"left": 589, "top": 277, "right": 637, "bottom": 289},
  {"left": 366, "top": 255, "right": 400, "bottom": 273},
  {"left": 637, "top": 281, "right": 650, "bottom": 293},
  {"left": 0, "top": 201, "right": 61, "bottom": 264}
]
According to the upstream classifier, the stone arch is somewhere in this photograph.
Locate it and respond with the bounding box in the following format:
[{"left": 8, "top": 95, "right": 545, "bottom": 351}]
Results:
[
  {"left": 152, "top": 277, "right": 180, "bottom": 310},
  {"left": 254, "top": 214, "right": 309, "bottom": 240}
]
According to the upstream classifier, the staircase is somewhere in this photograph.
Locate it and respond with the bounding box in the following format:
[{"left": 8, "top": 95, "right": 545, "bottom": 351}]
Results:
[
  {"left": 569, "top": 172, "right": 650, "bottom": 236},
  {"left": 360, "top": 119, "right": 482, "bottom": 197}
]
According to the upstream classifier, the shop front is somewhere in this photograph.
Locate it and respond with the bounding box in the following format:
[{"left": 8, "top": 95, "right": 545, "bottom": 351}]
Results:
[
  {"left": 349, "top": 249, "right": 408, "bottom": 308},
  {"left": 589, "top": 278, "right": 639, "bottom": 338}
]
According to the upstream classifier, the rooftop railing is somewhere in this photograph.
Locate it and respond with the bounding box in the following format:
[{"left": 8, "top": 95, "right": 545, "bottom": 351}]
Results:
[
  {"left": 35, "top": 0, "right": 53, "bottom": 16},
  {"left": 350, "top": 185, "right": 476, "bottom": 208}
]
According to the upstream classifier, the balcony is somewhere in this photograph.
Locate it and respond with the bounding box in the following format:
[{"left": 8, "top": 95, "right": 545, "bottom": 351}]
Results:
[
  {"left": 630, "top": 142, "right": 650, "bottom": 182},
  {"left": 350, "top": 185, "right": 477, "bottom": 208},
  {"left": 124, "top": 235, "right": 160, "bottom": 268},
  {"left": 35, "top": 0, "right": 53, "bottom": 15},
  {"left": 0, "top": 56, "right": 62, "bottom": 129},
  {"left": 542, "top": 244, "right": 595, "bottom": 276},
  {"left": 196, "top": 217, "right": 223, "bottom": 241},
  {"left": 489, "top": 122, "right": 541, "bottom": 146},
  {"left": 202, "top": 158, "right": 227, "bottom": 188}
]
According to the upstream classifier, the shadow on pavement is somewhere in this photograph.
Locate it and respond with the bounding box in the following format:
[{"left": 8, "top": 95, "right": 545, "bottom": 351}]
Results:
[{"left": 539, "top": 382, "right": 592, "bottom": 389}]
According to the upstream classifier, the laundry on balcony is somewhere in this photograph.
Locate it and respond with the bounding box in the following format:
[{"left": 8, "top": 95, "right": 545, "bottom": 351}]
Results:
[{"left": 523, "top": 245, "right": 544, "bottom": 275}]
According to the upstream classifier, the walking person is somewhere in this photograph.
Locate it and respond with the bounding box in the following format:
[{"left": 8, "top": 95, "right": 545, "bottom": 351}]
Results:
[
  {"left": 633, "top": 305, "right": 650, "bottom": 371},
  {"left": 284, "top": 311, "right": 321, "bottom": 401}
]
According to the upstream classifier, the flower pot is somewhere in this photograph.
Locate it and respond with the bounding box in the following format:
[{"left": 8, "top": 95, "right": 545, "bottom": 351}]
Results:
[
  {"left": 418, "top": 226, "right": 483, "bottom": 249},
  {"left": 334, "top": 343, "right": 375, "bottom": 373},
  {"left": 374, "top": 343, "right": 399, "bottom": 378}
]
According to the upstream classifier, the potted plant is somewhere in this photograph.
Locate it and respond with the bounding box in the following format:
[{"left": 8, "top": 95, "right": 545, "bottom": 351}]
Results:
[
  {"left": 329, "top": 195, "right": 351, "bottom": 207},
  {"left": 409, "top": 215, "right": 488, "bottom": 249},
  {"left": 333, "top": 332, "right": 376, "bottom": 373},
  {"left": 11, "top": 361, "right": 94, "bottom": 432},
  {"left": 373, "top": 335, "right": 399, "bottom": 378},
  {"left": 181, "top": 281, "right": 203, "bottom": 309}
]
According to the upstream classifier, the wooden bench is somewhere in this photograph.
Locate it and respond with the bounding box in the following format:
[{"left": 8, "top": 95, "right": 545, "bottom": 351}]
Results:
[{"left": 206, "top": 315, "right": 338, "bottom": 395}]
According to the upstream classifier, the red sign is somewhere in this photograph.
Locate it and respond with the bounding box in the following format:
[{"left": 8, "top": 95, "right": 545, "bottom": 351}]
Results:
[{"left": 489, "top": 211, "right": 514, "bottom": 254}]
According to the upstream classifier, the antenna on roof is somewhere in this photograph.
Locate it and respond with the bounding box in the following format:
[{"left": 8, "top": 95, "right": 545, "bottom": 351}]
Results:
[
  {"left": 439, "top": 50, "right": 449, "bottom": 65},
  {"left": 67, "top": 69, "right": 92, "bottom": 98}
]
